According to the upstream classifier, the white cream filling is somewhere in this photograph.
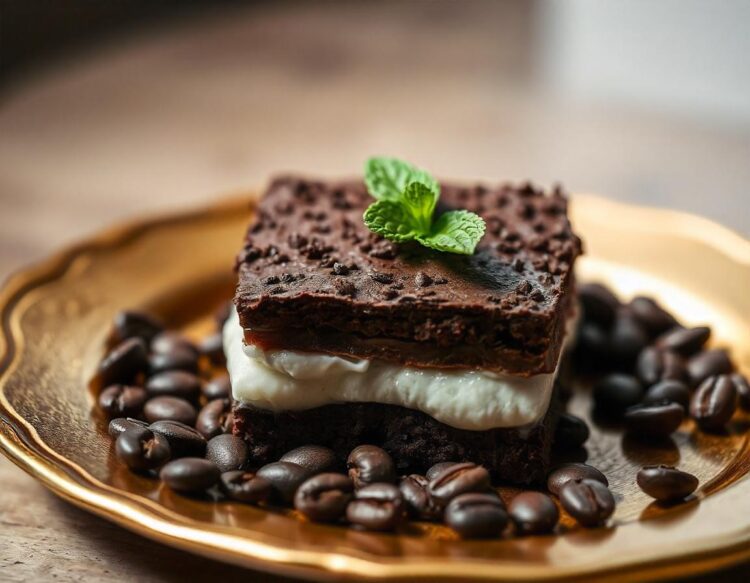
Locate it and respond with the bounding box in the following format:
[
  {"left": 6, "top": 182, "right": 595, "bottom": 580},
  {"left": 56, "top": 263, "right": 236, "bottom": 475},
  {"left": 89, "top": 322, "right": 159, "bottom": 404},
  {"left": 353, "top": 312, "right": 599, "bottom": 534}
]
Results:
[{"left": 223, "top": 307, "right": 573, "bottom": 431}]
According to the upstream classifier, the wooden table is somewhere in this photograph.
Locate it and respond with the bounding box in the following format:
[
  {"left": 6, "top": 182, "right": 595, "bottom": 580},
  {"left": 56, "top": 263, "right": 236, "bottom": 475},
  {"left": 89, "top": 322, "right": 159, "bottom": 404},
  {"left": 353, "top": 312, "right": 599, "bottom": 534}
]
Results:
[{"left": 1, "top": 2, "right": 749, "bottom": 580}]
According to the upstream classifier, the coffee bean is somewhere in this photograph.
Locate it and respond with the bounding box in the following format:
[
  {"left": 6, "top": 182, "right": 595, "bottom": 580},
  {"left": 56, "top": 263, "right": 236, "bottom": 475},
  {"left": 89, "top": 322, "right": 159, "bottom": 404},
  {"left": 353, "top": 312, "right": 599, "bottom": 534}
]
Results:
[
  {"left": 98, "top": 385, "right": 147, "bottom": 418},
  {"left": 656, "top": 326, "right": 711, "bottom": 357},
  {"left": 628, "top": 296, "right": 679, "bottom": 337},
  {"left": 733, "top": 373, "right": 750, "bottom": 411},
  {"left": 108, "top": 417, "right": 148, "bottom": 438},
  {"left": 97, "top": 338, "right": 148, "bottom": 385},
  {"left": 444, "top": 492, "right": 508, "bottom": 539},
  {"left": 294, "top": 473, "right": 353, "bottom": 523},
  {"left": 195, "top": 398, "right": 233, "bottom": 439},
  {"left": 637, "top": 465, "right": 699, "bottom": 501},
  {"left": 202, "top": 375, "right": 232, "bottom": 401},
  {"left": 143, "top": 396, "right": 197, "bottom": 426},
  {"left": 425, "top": 461, "right": 460, "bottom": 482},
  {"left": 206, "top": 434, "right": 248, "bottom": 473},
  {"left": 687, "top": 349, "right": 733, "bottom": 387},
  {"left": 151, "top": 331, "right": 199, "bottom": 357},
  {"left": 579, "top": 283, "right": 620, "bottom": 329},
  {"left": 427, "top": 462, "right": 491, "bottom": 504},
  {"left": 559, "top": 479, "right": 615, "bottom": 527},
  {"left": 115, "top": 426, "right": 171, "bottom": 472},
  {"left": 624, "top": 401, "right": 684, "bottom": 437},
  {"left": 347, "top": 445, "right": 396, "bottom": 488},
  {"left": 148, "top": 348, "right": 199, "bottom": 375},
  {"left": 690, "top": 375, "right": 737, "bottom": 430},
  {"left": 256, "top": 461, "right": 310, "bottom": 504},
  {"left": 593, "top": 374, "right": 644, "bottom": 416},
  {"left": 547, "top": 463, "right": 608, "bottom": 496},
  {"left": 113, "top": 310, "right": 164, "bottom": 344},
  {"left": 554, "top": 413, "right": 590, "bottom": 449},
  {"left": 346, "top": 483, "right": 405, "bottom": 531},
  {"left": 643, "top": 380, "right": 691, "bottom": 411},
  {"left": 609, "top": 311, "right": 649, "bottom": 367},
  {"left": 399, "top": 474, "right": 441, "bottom": 520},
  {"left": 574, "top": 323, "right": 613, "bottom": 371},
  {"left": 281, "top": 445, "right": 338, "bottom": 474},
  {"left": 200, "top": 333, "right": 226, "bottom": 366},
  {"left": 145, "top": 370, "right": 201, "bottom": 402},
  {"left": 160, "top": 458, "right": 220, "bottom": 494},
  {"left": 219, "top": 471, "right": 272, "bottom": 504},
  {"left": 636, "top": 347, "right": 688, "bottom": 386},
  {"left": 215, "top": 301, "right": 232, "bottom": 330},
  {"left": 508, "top": 491, "right": 559, "bottom": 535},
  {"left": 149, "top": 420, "right": 206, "bottom": 458}
]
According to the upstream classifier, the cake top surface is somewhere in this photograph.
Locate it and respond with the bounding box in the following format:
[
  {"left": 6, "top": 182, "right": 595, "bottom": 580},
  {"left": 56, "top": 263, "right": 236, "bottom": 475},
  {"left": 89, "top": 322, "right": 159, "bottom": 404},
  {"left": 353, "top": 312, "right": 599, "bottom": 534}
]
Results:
[{"left": 235, "top": 175, "right": 581, "bottom": 317}]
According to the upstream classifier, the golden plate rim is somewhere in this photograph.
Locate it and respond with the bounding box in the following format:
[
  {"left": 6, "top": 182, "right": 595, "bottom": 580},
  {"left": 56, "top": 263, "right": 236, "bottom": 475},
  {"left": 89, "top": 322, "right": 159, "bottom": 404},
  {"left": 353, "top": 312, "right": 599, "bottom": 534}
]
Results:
[{"left": 1, "top": 194, "right": 750, "bottom": 582}]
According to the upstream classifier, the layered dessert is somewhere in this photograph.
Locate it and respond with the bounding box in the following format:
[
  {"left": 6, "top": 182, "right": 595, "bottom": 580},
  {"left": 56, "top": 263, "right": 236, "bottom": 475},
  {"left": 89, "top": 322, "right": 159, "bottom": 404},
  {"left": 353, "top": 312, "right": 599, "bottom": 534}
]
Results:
[{"left": 224, "top": 168, "right": 581, "bottom": 484}]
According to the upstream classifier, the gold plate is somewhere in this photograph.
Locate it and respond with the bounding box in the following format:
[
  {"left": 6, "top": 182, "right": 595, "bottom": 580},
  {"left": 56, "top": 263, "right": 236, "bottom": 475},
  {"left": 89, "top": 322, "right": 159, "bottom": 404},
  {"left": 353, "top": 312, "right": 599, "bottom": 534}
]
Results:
[{"left": 1, "top": 195, "right": 750, "bottom": 582}]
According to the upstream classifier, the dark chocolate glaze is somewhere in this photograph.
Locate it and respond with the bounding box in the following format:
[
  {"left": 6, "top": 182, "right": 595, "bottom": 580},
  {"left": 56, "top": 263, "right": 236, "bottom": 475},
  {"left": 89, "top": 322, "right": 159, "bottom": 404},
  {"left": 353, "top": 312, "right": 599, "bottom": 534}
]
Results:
[{"left": 234, "top": 176, "right": 582, "bottom": 374}]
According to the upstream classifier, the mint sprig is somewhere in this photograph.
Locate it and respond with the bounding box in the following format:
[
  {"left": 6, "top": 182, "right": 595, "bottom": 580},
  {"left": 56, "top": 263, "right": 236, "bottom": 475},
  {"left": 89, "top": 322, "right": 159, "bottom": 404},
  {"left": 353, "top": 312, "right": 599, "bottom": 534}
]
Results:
[{"left": 363, "top": 157, "right": 486, "bottom": 255}]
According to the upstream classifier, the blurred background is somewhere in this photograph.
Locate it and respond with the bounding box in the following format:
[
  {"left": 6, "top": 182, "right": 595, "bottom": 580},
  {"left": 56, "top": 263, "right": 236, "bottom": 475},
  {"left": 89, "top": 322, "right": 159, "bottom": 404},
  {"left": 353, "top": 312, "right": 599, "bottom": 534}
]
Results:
[{"left": 1, "top": 1, "right": 750, "bottom": 580}]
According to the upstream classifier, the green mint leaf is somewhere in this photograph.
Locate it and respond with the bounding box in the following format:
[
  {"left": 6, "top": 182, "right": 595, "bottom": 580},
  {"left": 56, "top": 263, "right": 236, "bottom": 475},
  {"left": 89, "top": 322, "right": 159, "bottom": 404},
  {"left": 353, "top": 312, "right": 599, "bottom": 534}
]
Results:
[
  {"left": 401, "top": 181, "right": 437, "bottom": 233},
  {"left": 364, "top": 157, "right": 439, "bottom": 202},
  {"left": 417, "top": 210, "right": 486, "bottom": 255},
  {"left": 363, "top": 199, "right": 424, "bottom": 242}
]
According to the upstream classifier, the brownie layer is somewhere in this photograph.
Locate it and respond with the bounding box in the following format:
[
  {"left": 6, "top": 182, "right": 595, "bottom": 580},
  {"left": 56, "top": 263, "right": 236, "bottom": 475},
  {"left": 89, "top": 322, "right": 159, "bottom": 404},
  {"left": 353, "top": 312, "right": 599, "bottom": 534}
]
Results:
[
  {"left": 235, "top": 177, "right": 581, "bottom": 375},
  {"left": 232, "top": 392, "right": 561, "bottom": 485}
]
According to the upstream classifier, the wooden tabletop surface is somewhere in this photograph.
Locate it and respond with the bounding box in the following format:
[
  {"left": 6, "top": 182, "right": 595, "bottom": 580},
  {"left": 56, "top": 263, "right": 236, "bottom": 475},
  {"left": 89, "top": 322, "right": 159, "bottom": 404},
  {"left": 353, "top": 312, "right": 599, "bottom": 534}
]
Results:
[{"left": 1, "top": 2, "right": 749, "bottom": 581}]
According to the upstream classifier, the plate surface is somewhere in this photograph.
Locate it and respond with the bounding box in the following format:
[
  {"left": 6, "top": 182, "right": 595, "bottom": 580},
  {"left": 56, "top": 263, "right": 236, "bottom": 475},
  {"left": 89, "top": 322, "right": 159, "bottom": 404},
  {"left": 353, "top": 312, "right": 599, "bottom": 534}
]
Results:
[{"left": 1, "top": 195, "right": 750, "bottom": 582}]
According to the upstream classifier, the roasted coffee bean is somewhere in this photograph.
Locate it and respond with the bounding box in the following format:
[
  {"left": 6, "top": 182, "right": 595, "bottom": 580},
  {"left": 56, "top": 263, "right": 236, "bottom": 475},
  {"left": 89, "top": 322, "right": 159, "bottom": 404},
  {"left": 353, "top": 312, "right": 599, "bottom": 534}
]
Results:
[
  {"left": 636, "top": 347, "right": 688, "bottom": 386},
  {"left": 444, "top": 492, "right": 508, "bottom": 539},
  {"left": 195, "top": 398, "right": 233, "bottom": 439},
  {"left": 160, "top": 458, "right": 220, "bottom": 493},
  {"left": 427, "top": 462, "right": 491, "bottom": 504},
  {"left": 202, "top": 375, "right": 231, "bottom": 401},
  {"left": 624, "top": 402, "right": 684, "bottom": 437},
  {"left": 643, "top": 380, "right": 691, "bottom": 411},
  {"left": 399, "top": 474, "right": 441, "bottom": 520},
  {"left": 214, "top": 301, "right": 232, "bottom": 330},
  {"left": 733, "top": 373, "right": 750, "bottom": 411},
  {"left": 628, "top": 296, "right": 679, "bottom": 337},
  {"left": 148, "top": 348, "right": 199, "bottom": 375},
  {"left": 205, "top": 434, "right": 248, "bottom": 473},
  {"left": 547, "top": 463, "right": 608, "bottom": 496},
  {"left": 687, "top": 349, "right": 733, "bottom": 387},
  {"left": 559, "top": 479, "right": 615, "bottom": 527},
  {"left": 346, "top": 483, "right": 405, "bottom": 531},
  {"left": 656, "top": 326, "right": 711, "bottom": 357},
  {"left": 281, "top": 445, "right": 338, "bottom": 474},
  {"left": 151, "top": 331, "right": 199, "bottom": 357},
  {"left": 256, "top": 461, "right": 310, "bottom": 504},
  {"left": 579, "top": 283, "right": 620, "bottom": 328},
  {"left": 574, "top": 322, "right": 613, "bottom": 371},
  {"left": 97, "top": 338, "right": 148, "bottom": 385},
  {"left": 609, "top": 311, "right": 649, "bottom": 367},
  {"left": 690, "top": 375, "right": 737, "bottom": 430},
  {"left": 554, "top": 413, "right": 590, "bottom": 449},
  {"left": 508, "top": 491, "right": 559, "bottom": 535},
  {"left": 113, "top": 310, "right": 164, "bottom": 344},
  {"left": 219, "top": 471, "right": 272, "bottom": 504},
  {"left": 199, "top": 333, "right": 226, "bottom": 366},
  {"left": 593, "top": 374, "right": 644, "bottom": 416},
  {"left": 98, "top": 385, "right": 147, "bottom": 418},
  {"left": 143, "top": 396, "right": 197, "bottom": 426},
  {"left": 149, "top": 420, "right": 206, "bottom": 458},
  {"left": 347, "top": 445, "right": 396, "bottom": 488},
  {"left": 108, "top": 417, "right": 148, "bottom": 438},
  {"left": 294, "top": 473, "right": 353, "bottom": 523},
  {"left": 637, "top": 465, "right": 699, "bottom": 502},
  {"left": 145, "top": 370, "right": 201, "bottom": 402},
  {"left": 115, "top": 426, "right": 171, "bottom": 472},
  {"left": 425, "top": 461, "right": 460, "bottom": 481}
]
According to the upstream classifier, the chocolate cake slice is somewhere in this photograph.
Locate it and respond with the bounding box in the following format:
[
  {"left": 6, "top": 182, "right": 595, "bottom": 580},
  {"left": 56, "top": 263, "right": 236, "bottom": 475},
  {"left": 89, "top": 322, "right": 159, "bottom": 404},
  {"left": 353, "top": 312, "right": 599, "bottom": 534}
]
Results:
[{"left": 227, "top": 174, "right": 582, "bottom": 485}]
